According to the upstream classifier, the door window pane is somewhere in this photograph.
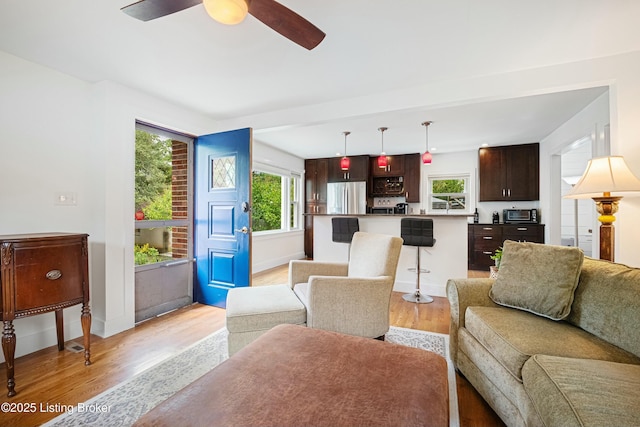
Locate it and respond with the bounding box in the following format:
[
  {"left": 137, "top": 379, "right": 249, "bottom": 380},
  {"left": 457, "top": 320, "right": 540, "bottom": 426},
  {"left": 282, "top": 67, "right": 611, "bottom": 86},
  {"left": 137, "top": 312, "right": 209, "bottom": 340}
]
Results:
[{"left": 212, "top": 156, "right": 236, "bottom": 189}]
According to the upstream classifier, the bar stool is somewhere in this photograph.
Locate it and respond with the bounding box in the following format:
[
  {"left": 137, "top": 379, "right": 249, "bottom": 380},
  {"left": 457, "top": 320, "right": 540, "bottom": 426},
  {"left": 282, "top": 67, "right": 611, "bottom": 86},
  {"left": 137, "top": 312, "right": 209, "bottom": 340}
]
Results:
[
  {"left": 332, "top": 217, "right": 359, "bottom": 260},
  {"left": 332, "top": 217, "right": 359, "bottom": 244},
  {"left": 400, "top": 218, "right": 435, "bottom": 304}
]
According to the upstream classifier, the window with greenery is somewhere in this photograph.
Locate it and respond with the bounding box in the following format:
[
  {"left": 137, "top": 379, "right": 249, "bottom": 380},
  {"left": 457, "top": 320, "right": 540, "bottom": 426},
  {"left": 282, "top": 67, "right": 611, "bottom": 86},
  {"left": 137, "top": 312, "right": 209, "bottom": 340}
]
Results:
[
  {"left": 135, "top": 126, "right": 192, "bottom": 265},
  {"left": 428, "top": 175, "right": 469, "bottom": 212},
  {"left": 252, "top": 168, "right": 301, "bottom": 233}
]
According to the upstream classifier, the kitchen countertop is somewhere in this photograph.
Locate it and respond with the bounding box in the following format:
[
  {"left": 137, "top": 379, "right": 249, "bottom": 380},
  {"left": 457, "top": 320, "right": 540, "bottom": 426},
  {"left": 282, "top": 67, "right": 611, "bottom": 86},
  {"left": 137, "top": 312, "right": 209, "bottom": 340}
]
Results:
[{"left": 304, "top": 213, "right": 474, "bottom": 217}]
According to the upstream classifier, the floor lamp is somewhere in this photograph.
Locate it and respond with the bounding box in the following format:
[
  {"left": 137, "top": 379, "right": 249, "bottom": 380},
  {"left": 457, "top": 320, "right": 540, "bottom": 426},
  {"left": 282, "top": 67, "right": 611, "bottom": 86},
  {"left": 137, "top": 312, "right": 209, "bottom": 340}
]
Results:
[{"left": 564, "top": 156, "right": 640, "bottom": 262}]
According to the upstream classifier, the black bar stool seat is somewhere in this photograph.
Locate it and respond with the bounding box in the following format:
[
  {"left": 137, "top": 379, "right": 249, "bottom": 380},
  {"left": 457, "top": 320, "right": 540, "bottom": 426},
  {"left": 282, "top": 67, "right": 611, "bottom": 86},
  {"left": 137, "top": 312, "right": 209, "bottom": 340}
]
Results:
[
  {"left": 400, "top": 218, "right": 435, "bottom": 304},
  {"left": 332, "top": 217, "right": 360, "bottom": 244}
]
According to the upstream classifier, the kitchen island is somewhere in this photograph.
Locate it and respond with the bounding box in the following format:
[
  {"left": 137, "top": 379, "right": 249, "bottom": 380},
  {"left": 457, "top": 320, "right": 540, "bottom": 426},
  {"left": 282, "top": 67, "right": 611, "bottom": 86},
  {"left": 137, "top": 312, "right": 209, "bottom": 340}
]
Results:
[{"left": 310, "top": 213, "right": 470, "bottom": 297}]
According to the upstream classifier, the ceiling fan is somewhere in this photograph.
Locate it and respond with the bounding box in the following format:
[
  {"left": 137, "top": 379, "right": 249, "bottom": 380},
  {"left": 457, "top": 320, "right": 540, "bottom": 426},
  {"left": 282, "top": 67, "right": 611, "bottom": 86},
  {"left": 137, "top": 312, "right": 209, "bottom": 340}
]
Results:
[{"left": 121, "top": 0, "right": 326, "bottom": 50}]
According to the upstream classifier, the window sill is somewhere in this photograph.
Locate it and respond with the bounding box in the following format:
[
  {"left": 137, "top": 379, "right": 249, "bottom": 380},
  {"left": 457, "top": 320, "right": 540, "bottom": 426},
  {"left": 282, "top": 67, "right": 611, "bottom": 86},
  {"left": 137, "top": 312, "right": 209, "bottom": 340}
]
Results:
[{"left": 252, "top": 229, "right": 304, "bottom": 240}]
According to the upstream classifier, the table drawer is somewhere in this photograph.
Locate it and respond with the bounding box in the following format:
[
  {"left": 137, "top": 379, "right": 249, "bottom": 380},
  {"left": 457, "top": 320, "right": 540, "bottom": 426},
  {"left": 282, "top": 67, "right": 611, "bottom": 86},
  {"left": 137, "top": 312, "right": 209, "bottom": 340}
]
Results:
[{"left": 14, "top": 242, "right": 84, "bottom": 312}]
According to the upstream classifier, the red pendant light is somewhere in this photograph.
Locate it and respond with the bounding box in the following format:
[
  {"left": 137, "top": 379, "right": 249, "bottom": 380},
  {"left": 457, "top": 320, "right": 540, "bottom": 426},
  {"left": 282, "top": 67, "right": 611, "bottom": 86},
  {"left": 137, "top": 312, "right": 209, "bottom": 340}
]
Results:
[
  {"left": 340, "top": 131, "right": 351, "bottom": 171},
  {"left": 377, "top": 127, "right": 388, "bottom": 168},
  {"left": 422, "top": 121, "right": 433, "bottom": 165}
]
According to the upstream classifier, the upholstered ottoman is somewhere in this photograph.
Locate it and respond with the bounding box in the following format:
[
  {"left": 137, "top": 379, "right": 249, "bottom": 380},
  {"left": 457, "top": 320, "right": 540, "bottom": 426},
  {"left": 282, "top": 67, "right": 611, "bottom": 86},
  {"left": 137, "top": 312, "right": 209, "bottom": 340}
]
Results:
[
  {"left": 135, "top": 324, "right": 449, "bottom": 427},
  {"left": 226, "top": 284, "right": 306, "bottom": 355}
]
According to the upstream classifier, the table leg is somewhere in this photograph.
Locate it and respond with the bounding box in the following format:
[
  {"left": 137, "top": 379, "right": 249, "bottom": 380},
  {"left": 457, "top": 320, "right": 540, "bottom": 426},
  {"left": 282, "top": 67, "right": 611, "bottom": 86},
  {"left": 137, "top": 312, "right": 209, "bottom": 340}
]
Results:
[
  {"left": 2, "top": 320, "right": 16, "bottom": 397},
  {"left": 81, "top": 303, "right": 92, "bottom": 366},
  {"left": 55, "top": 309, "right": 64, "bottom": 351}
]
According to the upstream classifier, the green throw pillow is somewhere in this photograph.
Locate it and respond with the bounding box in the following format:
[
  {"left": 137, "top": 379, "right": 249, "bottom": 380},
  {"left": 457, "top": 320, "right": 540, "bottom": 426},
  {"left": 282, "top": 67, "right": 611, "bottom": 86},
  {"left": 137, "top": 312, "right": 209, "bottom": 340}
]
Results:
[{"left": 489, "top": 240, "right": 584, "bottom": 320}]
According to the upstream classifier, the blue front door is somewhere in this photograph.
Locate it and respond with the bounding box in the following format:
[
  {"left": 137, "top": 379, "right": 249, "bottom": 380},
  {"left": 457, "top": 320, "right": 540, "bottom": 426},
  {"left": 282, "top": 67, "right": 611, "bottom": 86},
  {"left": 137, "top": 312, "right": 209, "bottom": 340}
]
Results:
[{"left": 194, "top": 128, "right": 252, "bottom": 308}]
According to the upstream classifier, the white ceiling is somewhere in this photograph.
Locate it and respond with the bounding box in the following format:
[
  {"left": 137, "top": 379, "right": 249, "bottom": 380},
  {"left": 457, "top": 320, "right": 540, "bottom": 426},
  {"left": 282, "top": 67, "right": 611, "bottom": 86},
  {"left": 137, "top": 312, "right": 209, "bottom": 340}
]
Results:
[{"left": 1, "top": 1, "right": 637, "bottom": 159}]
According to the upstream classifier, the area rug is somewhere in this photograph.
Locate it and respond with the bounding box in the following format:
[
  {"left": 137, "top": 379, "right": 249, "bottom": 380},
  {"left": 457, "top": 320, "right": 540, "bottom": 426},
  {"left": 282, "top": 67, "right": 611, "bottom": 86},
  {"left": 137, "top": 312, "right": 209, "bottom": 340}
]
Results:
[{"left": 43, "top": 326, "right": 459, "bottom": 427}]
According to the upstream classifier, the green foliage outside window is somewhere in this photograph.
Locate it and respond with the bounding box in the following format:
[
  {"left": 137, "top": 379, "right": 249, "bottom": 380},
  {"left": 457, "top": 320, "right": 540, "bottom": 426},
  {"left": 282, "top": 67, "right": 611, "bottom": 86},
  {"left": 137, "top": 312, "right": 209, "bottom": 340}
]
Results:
[
  {"left": 432, "top": 179, "right": 465, "bottom": 194},
  {"left": 135, "top": 130, "right": 172, "bottom": 219},
  {"left": 252, "top": 171, "right": 282, "bottom": 232},
  {"left": 134, "top": 243, "right": 172, "bottom": 265}
]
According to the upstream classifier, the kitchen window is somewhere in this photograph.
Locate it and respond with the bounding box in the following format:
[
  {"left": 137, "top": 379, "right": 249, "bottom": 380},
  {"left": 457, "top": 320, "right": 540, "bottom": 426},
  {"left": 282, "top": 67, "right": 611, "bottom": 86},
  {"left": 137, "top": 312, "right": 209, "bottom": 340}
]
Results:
[{"left": 428, "top": 175, "right": 469, "bottom": 213}]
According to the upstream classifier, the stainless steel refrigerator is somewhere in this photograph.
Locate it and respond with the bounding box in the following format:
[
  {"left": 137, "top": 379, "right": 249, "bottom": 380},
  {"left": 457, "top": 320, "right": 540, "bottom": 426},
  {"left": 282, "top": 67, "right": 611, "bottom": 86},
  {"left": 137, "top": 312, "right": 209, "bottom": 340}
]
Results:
[{"left": 327, "top": 181, "right": 367, "bottom": 215}]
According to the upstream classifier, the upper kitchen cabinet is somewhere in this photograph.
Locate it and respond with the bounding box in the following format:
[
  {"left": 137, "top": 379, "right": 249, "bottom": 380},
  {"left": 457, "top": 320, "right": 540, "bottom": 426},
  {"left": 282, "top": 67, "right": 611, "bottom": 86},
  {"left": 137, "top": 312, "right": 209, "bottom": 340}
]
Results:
[
  {"left": 479, "top": 143, "right": 539, "bottom": 201},
  {"left": 328, "top": 155, "right": 369, "bottom": 182},
  {"left": 305, "top": 158, "right": 328, "bottom": 204},
  {"left": 403, "top": 153, "right": 421, "bottom": 203},
  {"left": 370, "top": 155, "right": 405, "bottom": 176}
]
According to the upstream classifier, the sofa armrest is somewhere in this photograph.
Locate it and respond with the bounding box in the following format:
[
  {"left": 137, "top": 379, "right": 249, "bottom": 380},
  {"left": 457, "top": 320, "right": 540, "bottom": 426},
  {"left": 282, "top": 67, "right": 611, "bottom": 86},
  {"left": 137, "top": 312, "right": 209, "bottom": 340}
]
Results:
[
  {"left": 288, "top": 260, "right": 349, "bottom": 288},
  {"left": 303, "top": 275, "right": 393, "bottom": 338},
  {"left": 446, "top": 278, "right": 497, "bottom": 367}
]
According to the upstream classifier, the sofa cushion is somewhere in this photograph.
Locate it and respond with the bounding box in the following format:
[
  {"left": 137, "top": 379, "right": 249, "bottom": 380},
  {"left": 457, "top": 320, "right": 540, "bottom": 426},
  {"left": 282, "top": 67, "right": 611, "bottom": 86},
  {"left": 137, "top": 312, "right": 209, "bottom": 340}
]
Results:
[
  {"left": 464, "top": 306, "right": 640, "bottom": 381},
  {"left": 567, "top": 257, "right": 640, "bottom": 358},
  {"left": 489, "top": 240, "right": 584, "bottom": 320},
  {"left": 523, "top": 354, "right": 640, "bottom": 427}
]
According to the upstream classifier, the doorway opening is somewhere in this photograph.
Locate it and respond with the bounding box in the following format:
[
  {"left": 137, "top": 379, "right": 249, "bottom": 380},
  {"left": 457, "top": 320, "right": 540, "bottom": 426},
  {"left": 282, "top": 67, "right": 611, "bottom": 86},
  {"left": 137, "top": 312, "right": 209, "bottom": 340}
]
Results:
[
  {"left": 560, "top": 137, "right": 594, "bottom": 257},
  {"left": 134, "top": 122, "right": 194, "bottom": 322}
]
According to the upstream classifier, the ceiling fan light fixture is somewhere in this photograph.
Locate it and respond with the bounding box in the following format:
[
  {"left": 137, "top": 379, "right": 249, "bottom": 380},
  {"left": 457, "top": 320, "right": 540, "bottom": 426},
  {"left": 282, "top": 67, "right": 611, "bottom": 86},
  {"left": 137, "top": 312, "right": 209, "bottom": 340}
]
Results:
[
  {"left": 203, "top": 0, "right": 249, "bottom": 25},
  {"left": 377, "top": 127, "right": 388, "bottom": 169},
  {"left": 422, "top": 121, "right": 433, "bottom": 165}
]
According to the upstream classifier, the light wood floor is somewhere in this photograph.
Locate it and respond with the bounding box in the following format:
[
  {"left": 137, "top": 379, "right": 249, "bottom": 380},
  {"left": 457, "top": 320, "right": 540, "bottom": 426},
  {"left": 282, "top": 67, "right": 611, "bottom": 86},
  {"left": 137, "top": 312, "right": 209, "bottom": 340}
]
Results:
[{"left": 0, "top": 266, "right": 503, "bottom": 427}]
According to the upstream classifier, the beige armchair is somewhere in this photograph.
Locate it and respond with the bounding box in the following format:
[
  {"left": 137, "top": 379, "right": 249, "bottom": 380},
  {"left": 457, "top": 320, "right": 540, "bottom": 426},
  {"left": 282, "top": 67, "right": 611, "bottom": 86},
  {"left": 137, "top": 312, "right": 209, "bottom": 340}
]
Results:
[{"left": 290, "top": 232, "right": 403, "bottom": 339}]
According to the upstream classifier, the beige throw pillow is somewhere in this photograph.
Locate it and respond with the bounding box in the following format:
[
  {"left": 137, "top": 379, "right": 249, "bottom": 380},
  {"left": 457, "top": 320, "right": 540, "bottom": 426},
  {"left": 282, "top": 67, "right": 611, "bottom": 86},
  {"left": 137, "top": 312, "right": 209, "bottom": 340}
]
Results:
[{"left": 489, "top": 240, "right": 584, "bottom": 320}]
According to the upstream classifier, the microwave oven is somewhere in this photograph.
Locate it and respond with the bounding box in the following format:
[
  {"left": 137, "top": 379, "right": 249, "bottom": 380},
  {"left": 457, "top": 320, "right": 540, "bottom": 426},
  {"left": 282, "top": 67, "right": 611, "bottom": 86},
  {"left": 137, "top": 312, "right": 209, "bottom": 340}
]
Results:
[{"left": 503, "top": 209, "right": 538, "bottom": 224}]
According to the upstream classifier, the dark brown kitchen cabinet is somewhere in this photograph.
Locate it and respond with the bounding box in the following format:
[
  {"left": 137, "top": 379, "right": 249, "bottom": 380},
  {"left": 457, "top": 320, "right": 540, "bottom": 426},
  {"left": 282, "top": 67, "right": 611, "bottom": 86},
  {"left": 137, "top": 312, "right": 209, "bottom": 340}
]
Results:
[
  {"left": 403, "top": 153, "right": 421, "bottom": 203},
  {"left": 305, "top": 158, "right": 328, "bottom": 204},
  {"left": 328, "top": 155, "right": 369, "bottom": 182},
  {"left": 479, "top": 143, "right": 539, "bottom": 201},
  {"left": 304, "top": 158, "right": 328, "bottom": 259},
  {"left": 370, "top": 155, "right": 405, "bottom": 176},
  {"left": 468, "top": 223, "right": 545, "bottom": 270},
  {"left": 304, "top": 215, "right": 314, "bottom": 258}
]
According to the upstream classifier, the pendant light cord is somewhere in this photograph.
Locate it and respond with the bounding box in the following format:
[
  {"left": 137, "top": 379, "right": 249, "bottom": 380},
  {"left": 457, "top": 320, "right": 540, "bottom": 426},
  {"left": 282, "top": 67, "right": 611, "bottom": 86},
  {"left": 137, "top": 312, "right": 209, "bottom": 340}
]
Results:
[
  {"left": 343, "top": 131, "right": 350, "bottom": 155},
  {"left": 378, "top": 127, "right": 387, "bottom": 153},
  {"left": 422, "top": 121, "right": 432, "bottom": 151}
]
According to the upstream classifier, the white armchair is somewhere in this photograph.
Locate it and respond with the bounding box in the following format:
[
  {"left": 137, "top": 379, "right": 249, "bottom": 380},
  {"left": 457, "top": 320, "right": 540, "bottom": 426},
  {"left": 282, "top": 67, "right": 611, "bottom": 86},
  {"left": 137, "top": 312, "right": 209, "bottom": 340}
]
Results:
[{"left": 290, "top": 232, "right": 403, "bottom": 339}]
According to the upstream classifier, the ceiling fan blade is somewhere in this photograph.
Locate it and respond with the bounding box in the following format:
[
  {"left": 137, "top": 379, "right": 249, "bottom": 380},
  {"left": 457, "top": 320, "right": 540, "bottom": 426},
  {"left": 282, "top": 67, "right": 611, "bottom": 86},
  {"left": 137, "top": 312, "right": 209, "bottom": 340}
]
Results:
[
  {"left": 248, "top": 0, "right": 325, "bottom": 50},
  {"left": 121, "top": 0, "right": 201, "bottom": 21}
]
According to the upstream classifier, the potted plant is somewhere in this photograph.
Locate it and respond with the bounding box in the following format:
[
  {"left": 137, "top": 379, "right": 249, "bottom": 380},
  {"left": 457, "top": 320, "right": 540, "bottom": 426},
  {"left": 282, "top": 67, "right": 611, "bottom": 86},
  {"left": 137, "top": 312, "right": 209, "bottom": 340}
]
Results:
[
  {"left": 489, "top": 247, "right": 502, "bottom": 278},
  {"left": 490, "top": 246, "right": 503, "bottom": 268}
]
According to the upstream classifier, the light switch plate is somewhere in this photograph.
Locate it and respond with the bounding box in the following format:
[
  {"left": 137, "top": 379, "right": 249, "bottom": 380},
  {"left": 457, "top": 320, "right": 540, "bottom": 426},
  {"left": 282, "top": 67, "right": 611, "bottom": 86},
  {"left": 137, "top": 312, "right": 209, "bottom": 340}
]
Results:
[{"left": 54, "top": 192, "right": 77, "bottom": 206}]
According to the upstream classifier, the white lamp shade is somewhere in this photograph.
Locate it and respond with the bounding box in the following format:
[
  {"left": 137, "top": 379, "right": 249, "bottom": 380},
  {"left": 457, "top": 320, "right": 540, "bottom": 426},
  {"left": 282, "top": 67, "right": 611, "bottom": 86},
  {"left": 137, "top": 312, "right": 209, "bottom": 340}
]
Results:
[{"left": 564, "top": 156, "right": 640, "bottom": 199}]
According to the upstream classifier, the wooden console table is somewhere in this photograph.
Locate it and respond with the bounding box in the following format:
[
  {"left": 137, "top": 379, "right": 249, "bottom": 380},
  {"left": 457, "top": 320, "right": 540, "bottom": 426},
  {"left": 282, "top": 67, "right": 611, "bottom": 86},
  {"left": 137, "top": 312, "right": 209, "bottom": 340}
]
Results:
[{"left": 0, "top": 233, "right": 91, "bottom": 397}]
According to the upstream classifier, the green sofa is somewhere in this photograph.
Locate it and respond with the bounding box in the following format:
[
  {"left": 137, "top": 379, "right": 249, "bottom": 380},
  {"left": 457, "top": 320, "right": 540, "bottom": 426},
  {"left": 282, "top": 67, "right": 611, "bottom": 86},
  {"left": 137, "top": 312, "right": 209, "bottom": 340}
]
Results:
[{"left": 447, "top": 244, "right": 640, "bottom": 427}]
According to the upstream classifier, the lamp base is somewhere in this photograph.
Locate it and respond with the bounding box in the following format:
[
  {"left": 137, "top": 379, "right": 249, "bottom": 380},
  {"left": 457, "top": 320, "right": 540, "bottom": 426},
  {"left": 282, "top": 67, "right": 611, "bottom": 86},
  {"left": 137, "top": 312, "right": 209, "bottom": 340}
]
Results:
[{"left": 592, "top": 196, "right": 621, "bottom": 262}]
